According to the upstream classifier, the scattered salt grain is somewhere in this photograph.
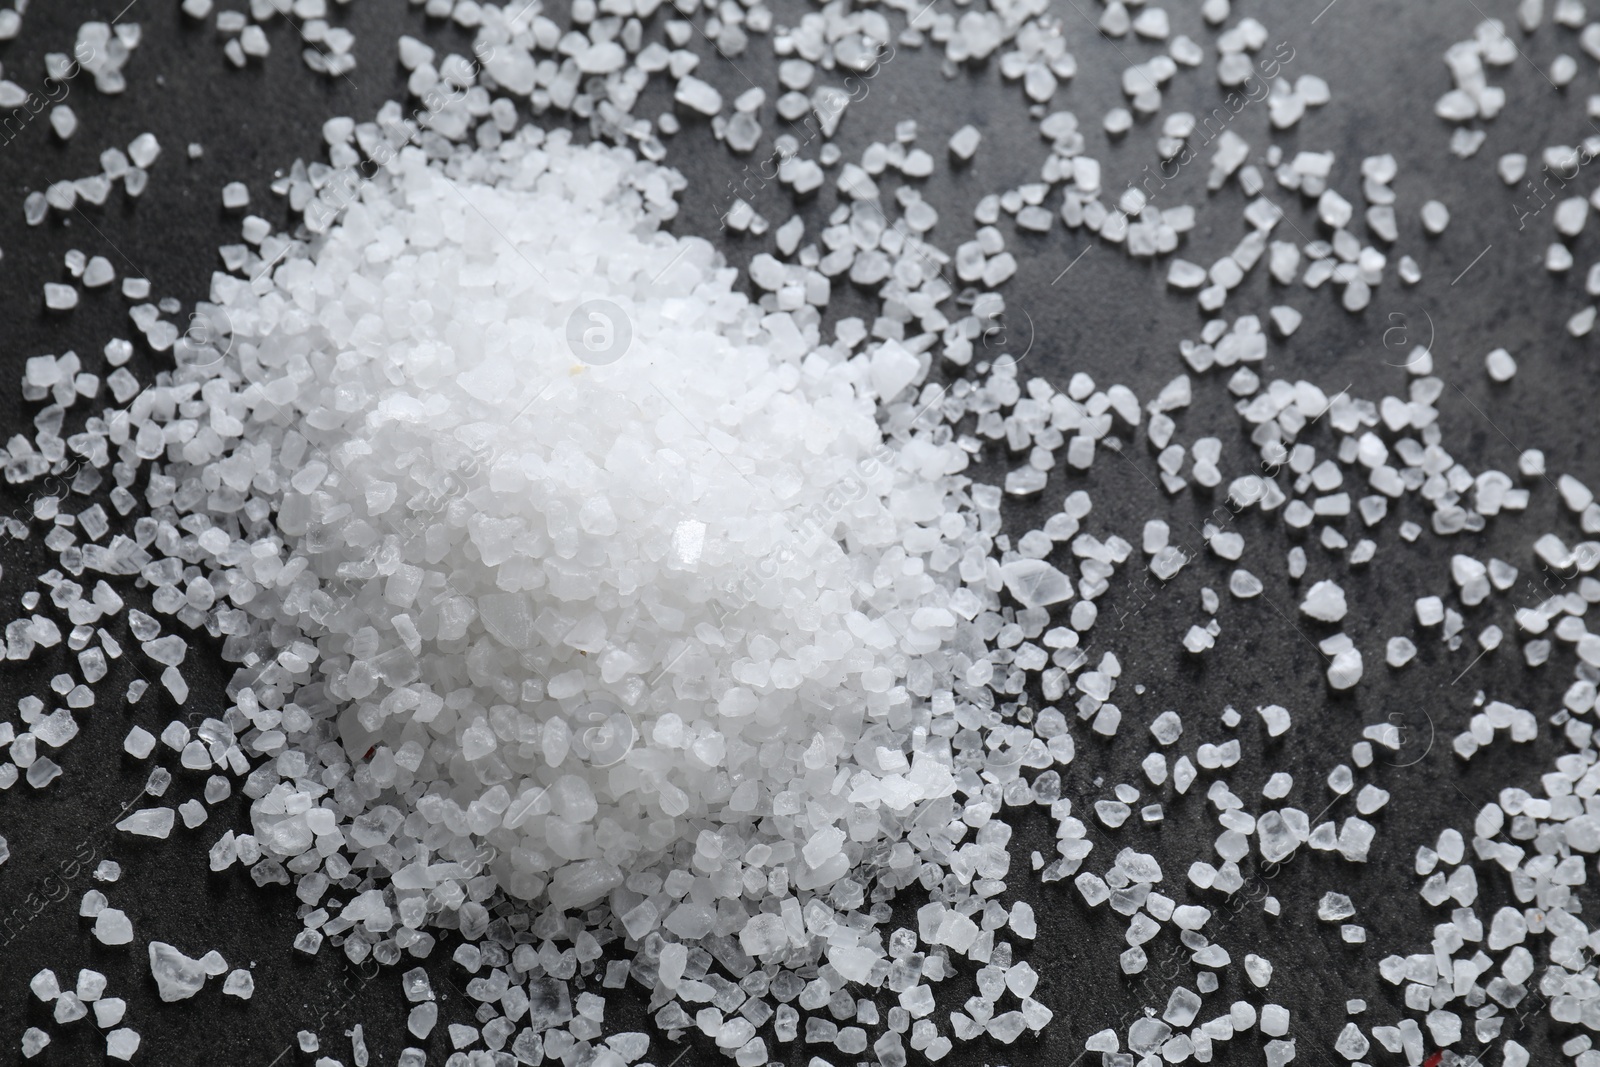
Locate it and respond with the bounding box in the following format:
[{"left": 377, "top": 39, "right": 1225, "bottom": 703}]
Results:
[
  {"left": 44, "top": 284, "right": 78, "bottom": 310},
  {"left": 949, "top": 125, "right": 981, "bottom": 160},
  {"left": 94, "top": 909, "right": 133, "bottom": 945},
  {"left": 1485, "top": 347, "right": 1516, "bottom": 381},
  {"left": 117, "top": 807, "right": 174, "bottom": 838},
  {"left": 106, "top": 1029, "right": 140, "bottom": 1061},
  {"left": 1420, "top": 200, "right": 1450, "bottom": 234}
]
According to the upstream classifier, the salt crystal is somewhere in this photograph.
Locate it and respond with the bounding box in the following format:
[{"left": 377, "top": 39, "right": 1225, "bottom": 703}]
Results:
[
  {"left": 44, "top": 284, "right": 78, "bottom": 310},
  {"left": 1386, "top": 636, "right": 1416, "bottom": 666},
  {"left": 30, "top": 970, "right": 60, "bottom": 1002},
  {"left": 106, "top": 1029, "right": 140, "bottom": 1061},
  {"left": 94, "top": 998, "right": 126, "bottom": 1028},
  {"left": 675, "top": 75, "right": 723, "bottom": 115},
  {"left": 128, "top": 133, "right": 161, "bottom": 168},
  {"left": 1421, "top": 200, "right": 1450, "bottom": 234},
  {"left": 148, "top": 942, "right": 207, "bottom": 1001},
  {"left": 118, "top": 808, "right": 175, "bottom": 838},
  {"left": 21, "top": 1029, "right": 49, "bottom": 1058},
  {"left": 94, "top": 909, "right": 133, "bottom": 945},
  {"left": 1485, "top": 347, "right": 1517, "bottom": 381}
]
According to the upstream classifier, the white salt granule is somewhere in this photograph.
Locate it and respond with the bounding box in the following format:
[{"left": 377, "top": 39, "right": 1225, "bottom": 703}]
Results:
[
  {"left": 50, "top": 106, "right": 78, "bottom": 140},
  {"left": 1420, "top": 200, "right": 1450, "bottom": 234},
  {"left": 1386, "top": 636, "right": 1416, "bottom": 666},
  {"left": 674, "top": 75, "right": 722, "bottom": 114},
  {"left": 949, "top": 125, "right": 981, "bottom": 159},
  {"left": 29, "top": 970, "right": 59, "bottom": 1002},
  {"left": 106, "top": 1029, "right": 140, "bottom": 1060},
  {"left": 128, "top": 132, "right": 161, "bottom": 168},
  {"left": 1299, "top": 580, "right": 1347, "bottom": 622},
  {"left": 1485, "top": 347, "right": 1516, "bottom": 381},
  {"left": 94, "top": 999, "right": 126, "bottom": 1028},
  {"left": 117, "top": 807, "right": 174, "bottom": 838},
  {"left": 148, "top": 942, "right": 207, "bottom": 1001},
  {"left": 93, "top": 909, "right": 133, "bottom": 945},
  {"left": 21, "top": 1029, "right": 48, "bottom": 1058}
]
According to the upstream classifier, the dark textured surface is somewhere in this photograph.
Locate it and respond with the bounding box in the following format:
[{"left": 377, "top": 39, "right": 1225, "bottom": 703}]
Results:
[{"left": 0, "top": 1, "right": 1596, "bottom": 1065}]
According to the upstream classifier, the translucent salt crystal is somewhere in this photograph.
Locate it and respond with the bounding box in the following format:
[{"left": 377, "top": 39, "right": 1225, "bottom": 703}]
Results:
[
  {"left": 222, "top": 182, "right": 250, "bottom": 209},
  {"left": 1096, "top": 800, "right": 1131, "bottom": 827},
  {"left": 128, "top": 133, "right": 161, "bottom": 168},
  {"left": 1150, "top": 545, "right": 1187, "bottom": 579},
  {"left": 94, "top": 909, "right": 133, "bottom": 945},
  {"left": 30, "top": 969, "right": 60, "bottom": 1002},
  {"left": 409, "top": 1002, "right": 439, "bottom": 1038},
  {"left": 949, "top": 125, "right": 982, "bottom": 160},
  {"left": 1485, "top": 347, "right": 1517, "bottom": 381},
  {"left": 44, "top": 283, "right": 79, "bottom": 310},
  {"left": 84, "top": 257, "right": 115, "bottom": 287},
  {"left": 180, "top": 740, "right": 212, "bottom": 770},
  {"left": 77, "top": 970, "right": 107, "bottom": 1002},
  {"left": 740, "top": 913, "right": 789, "bottom": 955},
  {"left": 1228, "top": 569, "right": 1263, "bottom": 598},
  {"left": 999, "top": 559, "right": 1073, "bottom": 607},
  {"left": 149, "top": 942, "right": 207, "bottom": 1001},
  {"left": 1150, "top": 710, "right": 1183, "bottom": 744},
  {"left": 55, "top": 992, "right": 88, "bottom": 1023},
  {"left": 1421, "top": 199, "right": 1450, "bottom": 233},
  {"left": 21, "top": 1029, "right": 49, "bottom": 1058},
  {"left": 1299, "top": 579, "right": 1347, "bottom": 621},
  {"left": 1488, "top": 906, "right": 1527, "bottom": 949},
  {"left": 142, "top": 634, "right": 187, "bottom": 666},
  {"left": 1327, "top": 647, "right": 1363, "bottom": 689},
  {"left": 50, "top": 106, "right": 78, "bottom": 140},
  {"left": 986, "top": 1012, "right": 1027, "bottom": 1043},
  {"left": 675, "top": 75, "right": 723, "bottom": 115},
  {"left": 1355, "top": 784, "right": 1389, "bottom": 814},
  {"left": 24, "top": 756, "right": 59, "bottom": 788},
  {"left": 160, "top": 666, "right": 189, "bottom": 703},
  {"left": 94, "top": 999, "right": 126, "bottom": 1028},
  {"left": 1257, "top": 704, "right": 1291, "bottom": 736},
  {"left": 1385, "top": 636, "right": 1416, "bottom": 667},
  {"left": 106, "top": 1029, "right": 140, "bottom": 1061},
  {"left": 179, "top": 799, "right": 208, "bottom": 828},
  {"left": 1004, "top": 467, "right": 1048, "bottom": 495},
  {"left": 120, "top": 800, "right": 169, "bottom": 836},
  {"left": 1318, "top": 892, "right": 1355, "bottom": 921},
  {"left": 1164, "top": 987, "right": 1202, "bottom": 1026}
]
